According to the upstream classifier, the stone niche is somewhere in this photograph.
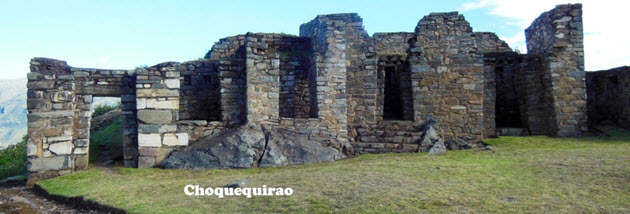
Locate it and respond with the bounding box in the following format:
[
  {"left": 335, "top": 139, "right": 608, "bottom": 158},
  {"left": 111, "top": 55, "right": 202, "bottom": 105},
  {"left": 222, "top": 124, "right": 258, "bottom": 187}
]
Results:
[{"left": 26, "top": 3, "right": 592, "bottom": 184}]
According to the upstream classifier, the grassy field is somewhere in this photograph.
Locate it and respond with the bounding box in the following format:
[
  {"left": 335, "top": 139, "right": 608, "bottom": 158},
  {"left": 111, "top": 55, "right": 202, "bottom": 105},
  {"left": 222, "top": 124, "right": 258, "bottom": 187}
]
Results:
[{"left": 38, "top": 127, "right": 630, "bottom": 213}]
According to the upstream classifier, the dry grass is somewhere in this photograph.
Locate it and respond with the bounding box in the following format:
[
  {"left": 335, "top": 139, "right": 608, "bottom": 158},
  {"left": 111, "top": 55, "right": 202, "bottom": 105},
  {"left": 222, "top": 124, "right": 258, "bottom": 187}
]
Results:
[{"left": 38, "top": 127, "right": 630, "bottom": 213}]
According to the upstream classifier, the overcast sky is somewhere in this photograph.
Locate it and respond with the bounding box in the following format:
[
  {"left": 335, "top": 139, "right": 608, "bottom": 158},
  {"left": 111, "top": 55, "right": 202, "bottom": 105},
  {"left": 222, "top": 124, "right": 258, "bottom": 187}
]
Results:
[{"left": 0, "top": 0, "right": 626, "bottom": 79}]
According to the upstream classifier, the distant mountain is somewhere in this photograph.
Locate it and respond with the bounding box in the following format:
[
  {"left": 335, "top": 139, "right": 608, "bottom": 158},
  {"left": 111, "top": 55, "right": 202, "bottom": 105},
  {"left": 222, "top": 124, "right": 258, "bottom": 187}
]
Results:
[{"left": 0, "top": 78, "right": 27, "bottom": 150}]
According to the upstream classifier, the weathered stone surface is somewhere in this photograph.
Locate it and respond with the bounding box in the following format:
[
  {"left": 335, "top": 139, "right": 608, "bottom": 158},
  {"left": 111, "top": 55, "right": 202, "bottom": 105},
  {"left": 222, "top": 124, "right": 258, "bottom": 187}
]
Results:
[
  {"left": 26, "top": 142, "right": 38, "bottom": 157},
  {"left": 428, "top": 141, "right": 446, "bottom": 155},
  {"left": 137, "top": 110, "right": 173, "bottom": 124},
  {"left": 164, "top": 79, "right": 180, "bottom": 89},
  {"left": 138, "top": 156, "right": 156, "bottom": 169},
  {"left": 27, "top": 156, "right": 71, "bottom": 172},
  {"left": 444, "top": 138, "right": 472, "bottom": 150},
  {"left": 146, "top": 99, "right": 179, "bottom": 109},
  {"left": 260, "top": 129, "right": 341, "bottom": 167},
  {"left": 73, "top": 147, "right": 88, "bottom": 154},
  {"left": 138, "top": 133, "right": 162, "bottom": 147},
  {"left": 27, "top": 111, "right": 74, "bottom": 119},
  {"left": 139, "top": 124, "right": 178, "bottom": 133},
  {"left": 48, "top": 141, "right": 73, "bottom": 155},
  {"left": 161, "top": 127, "right": 266, "bottom": 169},
  {"left": 161, "top": 126, "right": 341, "bottom": 169},
  {"left": 163, "top": 133, "right": 189, "bottom": 146},
  {"left": 136, "top": 89, "right": 179, "bottom": 98}
]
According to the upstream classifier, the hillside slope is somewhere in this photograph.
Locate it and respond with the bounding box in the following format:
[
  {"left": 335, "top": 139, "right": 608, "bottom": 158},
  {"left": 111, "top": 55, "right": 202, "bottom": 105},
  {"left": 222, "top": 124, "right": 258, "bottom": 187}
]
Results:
[{"left": 0, "top": 79, "right": 27, "bottom": 150}]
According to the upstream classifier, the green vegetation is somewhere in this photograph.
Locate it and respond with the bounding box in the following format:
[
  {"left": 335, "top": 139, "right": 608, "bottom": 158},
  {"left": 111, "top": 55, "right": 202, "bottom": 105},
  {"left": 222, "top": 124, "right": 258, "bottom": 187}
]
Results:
[
  {"left": 89, "top": 115, "right": 124, "bottom": 164},
  {"left": 92, "top": 103, "right": 121, "bottom": 118},
  {"left": 0, "top": 135, "right": 27, "bottom": 180},
  {"left": 39, "top": 127, "right": 630, "bottom": 213}
]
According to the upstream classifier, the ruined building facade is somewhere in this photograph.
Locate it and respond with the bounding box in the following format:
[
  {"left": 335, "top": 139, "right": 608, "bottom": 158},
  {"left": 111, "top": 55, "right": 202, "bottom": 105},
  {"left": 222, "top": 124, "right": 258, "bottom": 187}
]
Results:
[{"left": 26, "top": 4, "right": 610, "bottom": 180}]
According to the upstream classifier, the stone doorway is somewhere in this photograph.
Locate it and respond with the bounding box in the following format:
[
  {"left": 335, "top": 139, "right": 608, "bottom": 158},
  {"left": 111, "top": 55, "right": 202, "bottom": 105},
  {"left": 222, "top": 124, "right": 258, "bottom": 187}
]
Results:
[
  {"left": 378, "top": 55, "right": 413, "bottom": 121},
  {"left": 89, "top": 97, "right": 124, "bottom": 166}
]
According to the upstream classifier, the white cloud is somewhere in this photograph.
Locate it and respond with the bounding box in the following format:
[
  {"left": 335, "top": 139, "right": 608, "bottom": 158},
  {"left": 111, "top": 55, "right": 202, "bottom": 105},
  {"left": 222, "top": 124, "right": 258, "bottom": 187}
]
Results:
[{"left": 460, "top": 0, "right": 630, "bottom": 70}]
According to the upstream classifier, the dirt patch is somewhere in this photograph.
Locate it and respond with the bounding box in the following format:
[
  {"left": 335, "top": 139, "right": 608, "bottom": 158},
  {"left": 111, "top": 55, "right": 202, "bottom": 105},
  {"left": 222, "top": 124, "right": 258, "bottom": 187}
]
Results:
[{"left": 0, "top": 184, "right": 110, "bottom": 214}]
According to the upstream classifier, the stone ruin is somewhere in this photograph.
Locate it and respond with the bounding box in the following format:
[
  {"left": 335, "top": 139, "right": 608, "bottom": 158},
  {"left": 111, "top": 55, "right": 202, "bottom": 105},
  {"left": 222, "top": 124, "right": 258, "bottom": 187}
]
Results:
[{"left": 25, "top": 4, "right": 626, "bottom": 182}]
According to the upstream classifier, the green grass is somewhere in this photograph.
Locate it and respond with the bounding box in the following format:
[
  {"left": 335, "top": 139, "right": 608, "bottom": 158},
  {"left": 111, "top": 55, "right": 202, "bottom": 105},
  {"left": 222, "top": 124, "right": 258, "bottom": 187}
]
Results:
[
  {"left": 0, "top": 135, "right": 27, "bottom": 180},
  {"left": 89, "top": 116, "right": 123, "bottom": 163},
  {"left": 39, "top": 127, "right": 630, "bottom": 213}
]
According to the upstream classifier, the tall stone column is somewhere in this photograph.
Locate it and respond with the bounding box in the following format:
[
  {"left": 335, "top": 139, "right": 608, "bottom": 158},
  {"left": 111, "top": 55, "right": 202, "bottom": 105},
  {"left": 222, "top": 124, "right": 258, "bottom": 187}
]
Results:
[
  {"left": 135, "top": 63, "right": 188, "bottom": 168},
  {"left": 299, "top": 14, "right": 353, "bottom": 143},
  {"left": 526, "top": 4, "right": 587, "bottom": 137},
  {"left": 245, "top": 35, "right": 280, "bottom": 124},
  {"left": 121, "top": 73, "right": 138, "bottom": 168},
  {"left": 26, "top": 58, "right": 77, "bottom": 184}
]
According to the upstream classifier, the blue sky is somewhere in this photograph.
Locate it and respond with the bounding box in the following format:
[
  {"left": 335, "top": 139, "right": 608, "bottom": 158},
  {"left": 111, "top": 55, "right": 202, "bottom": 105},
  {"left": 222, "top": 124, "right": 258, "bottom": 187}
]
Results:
[{"left": 0, "top": 0, "right": 625, "bottom": 79}]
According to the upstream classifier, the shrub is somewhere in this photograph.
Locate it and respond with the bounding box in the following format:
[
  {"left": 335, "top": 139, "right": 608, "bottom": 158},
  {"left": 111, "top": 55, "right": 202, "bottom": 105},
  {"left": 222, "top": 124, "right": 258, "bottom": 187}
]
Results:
[
  {"left": 92, "top": 102, "right": 121, "bottom": 118},
  {"left": 0, "top": 135, "right": 27, "bottom": 180}
]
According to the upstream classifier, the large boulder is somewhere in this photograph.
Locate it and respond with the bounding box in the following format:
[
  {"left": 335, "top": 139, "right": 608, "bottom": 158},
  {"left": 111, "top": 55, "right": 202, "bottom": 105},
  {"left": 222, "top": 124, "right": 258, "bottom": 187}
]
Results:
[
  {"left": 260, "top": 129, "right": 341, "bottom": 167},
  {"left": 444, "top": 138, "right": 473, "bottom": 150},
  {"left": 160, "top": 126, "right": 341, "bottom": 169},
  {"left": 428, "top": 140, "right": 446, "bottom": 155},
  {"left": 161, "top": 127, "right": 266, "bottom": 169},
  {"left": 418, "top": 118, "right": 444, "bottom": 153}
]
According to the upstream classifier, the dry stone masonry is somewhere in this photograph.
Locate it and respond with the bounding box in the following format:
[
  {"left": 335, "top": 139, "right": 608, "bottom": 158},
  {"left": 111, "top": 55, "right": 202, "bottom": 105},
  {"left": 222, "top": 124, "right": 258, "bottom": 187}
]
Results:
[
  {"left": 27, "top": 3, "right": 620, "bottom": 183},
  {"left": 587, "top": 66, "right": 630, "bottom": 129}
]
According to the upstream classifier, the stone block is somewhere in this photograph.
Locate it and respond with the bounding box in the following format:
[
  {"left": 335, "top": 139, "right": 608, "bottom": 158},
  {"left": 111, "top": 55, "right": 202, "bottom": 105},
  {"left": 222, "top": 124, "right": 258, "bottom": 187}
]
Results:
[
  {"left": 73, "top": 147, "right": 88, "bottom": 155},
  {"left": 138, "top": 133, "right": 162, "bottom": 147},
  {"left": 27, "top": 81, "right": 55, "bottom": 90},
  {"left": 137, "top": 110, "right": 173, "bottom": 124},
  {"left": 49, "top": 141, "right": 73, "bottom": 155},
  {"left": 47, "top": 135, "right": 72, "bottom": 143},
  {"left": 74, "top": 139, "right": 89, "bottom": 147},
  {"left": 137, "top": 89, "right": 179, "bottom": 98},
  {"left": 146, "top": 99, "right": 179, "bottom": 109},
  {"left": 138, "top": 156, "right": 156, "bottom": 168},
  {"left": 27, "top": 140, "right": 39, "bottom": 157},
  {"left": 27, "top": 110, "right": 74, "bottom": 119},
  {"left": 75, "top": 154, "right": 89, "bottom": 169},
  {"left": 165, "top": 79, "right": 180, "bottom": 89},
  {"left": 27, "top": 156, "right": 72, "bottom": 172},
  {"left": 139, "top": 124, "right": 178, "bottom": 133},
  {"left": 163, "top": 133, "right": 189, "bottom": 146},
  {"left": 137, "top": 98, "right": 147, "bottom": 109}
]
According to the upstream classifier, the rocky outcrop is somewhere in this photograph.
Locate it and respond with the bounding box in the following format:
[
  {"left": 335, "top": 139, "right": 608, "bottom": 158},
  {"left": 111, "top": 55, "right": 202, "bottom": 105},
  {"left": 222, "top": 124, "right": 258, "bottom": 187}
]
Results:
[{"left": 160, "top": 126, "right": 341, "bottom": 169}]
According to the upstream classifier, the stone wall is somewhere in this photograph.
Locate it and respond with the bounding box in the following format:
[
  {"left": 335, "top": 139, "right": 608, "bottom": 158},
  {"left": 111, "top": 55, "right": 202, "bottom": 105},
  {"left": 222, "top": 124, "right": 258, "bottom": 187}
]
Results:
[
  {"left": 27, "top": 58, "right": 78, "bottom": 179},
  {"left": 409, "top": 12, "right": 485, "bottom": 142},
  {"left": 135, "top": 63, "right": 188, "bottom": 168},
  {"left": 26, "top": 4, "right": 596, "bottom": 182},
  {"left": 300, "top": 14, "right": 353, "bottom": 148},
  {"left": 586, "top": 66, "right": 630, "bottom": 128},
  {"left": 513, "top": 55, "right": 556, "bottom": 135},
  {"left": 26, "top": 58, "right": 138, "bottom": 182},
  {"left": 525, "top": 3, "right": 587, "bottom": 136},
  {"left": 179, "top": 60, "right": 221, "bottom": 121},
  {"left": 373, "top": 33, "right": 415, "bottom": 55},
  {"left": 245, "top": 33, "right": 315, "bottom": 122},
  {"left": 475, "top": 32, "right": 513, "bottom": 138},
  {"left": 205, "top": 36, "right": 248, "bottom": 126}
]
